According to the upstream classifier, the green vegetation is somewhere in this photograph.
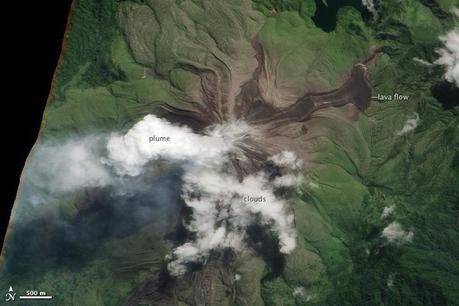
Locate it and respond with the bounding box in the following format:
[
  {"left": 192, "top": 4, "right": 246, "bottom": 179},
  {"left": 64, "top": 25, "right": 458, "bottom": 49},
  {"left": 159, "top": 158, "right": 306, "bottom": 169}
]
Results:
[
  {"left": 250, "top": 0, "right": 459, "bottom": 305},
  {"left": 55, "top": 0, "right": 120, "bottom": 96},
  {"left": 257, "top": 8, "right": 370, "bottom": 105},
  {"left": 0, "top": 228, "right": 171, "bottom": 306},
  {"left": 42, "top": 0, "right": 179, "bottom": 138},
  {"left": 2, "top": 0, "right": 458, "bottom": 305}
]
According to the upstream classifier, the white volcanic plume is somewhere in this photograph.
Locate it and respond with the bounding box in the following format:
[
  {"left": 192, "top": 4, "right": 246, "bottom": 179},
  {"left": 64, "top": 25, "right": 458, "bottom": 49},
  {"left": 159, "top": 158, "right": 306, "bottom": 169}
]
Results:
[
  {"left": 26, "top": 136, "right": 113, "bottom": 197},
  {"left": 105, "top": 115, "right": 299, "bottom": 276},
  {"left": 105, "top": 115, "right": 241, "bottom": 176}
]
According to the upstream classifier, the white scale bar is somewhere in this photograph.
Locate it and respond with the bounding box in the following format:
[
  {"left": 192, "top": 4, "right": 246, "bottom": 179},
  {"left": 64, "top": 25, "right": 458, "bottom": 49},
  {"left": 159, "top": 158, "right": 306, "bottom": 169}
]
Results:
[{"left": 19, "top": 296, "right": 53, "bottom": 299}]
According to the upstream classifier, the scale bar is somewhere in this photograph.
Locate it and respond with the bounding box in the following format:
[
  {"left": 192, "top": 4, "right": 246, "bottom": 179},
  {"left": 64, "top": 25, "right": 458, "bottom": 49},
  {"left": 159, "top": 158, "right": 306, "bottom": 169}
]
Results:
[{"left": 19, "top": 296, "right": 53, "bottom": 300}]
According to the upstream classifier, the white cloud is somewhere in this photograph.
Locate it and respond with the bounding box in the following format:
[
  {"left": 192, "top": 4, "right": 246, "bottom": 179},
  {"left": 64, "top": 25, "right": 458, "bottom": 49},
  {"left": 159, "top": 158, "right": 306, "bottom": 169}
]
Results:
[
  {"left": 292, "top": 286, "right": 304, "bottom": 297},
  {"left": 435, "top": 28, "right": 459, "bottom": 87},
  {"left": 387, "top": 273, "right": 396, "bottom": 288},
  {"left": 381, "top": 205, "right": 395, "bottom": 219},
  {"left": 273, "top": 174, "right": 303, "bottom": 187},
  {"left": 308, "top": 181, "right": 319, "bottom": 189},
  {"left": 412, "top": 57, "right": 433, "bottom": 67},
  {"left": 452, "top": 7, "right": 459, "bottom": 17},
  {"left": 167, "top": 166, "right": 298, "bottom": 276},
  {"left": 396, "top": 112, "right": 420, "bottom": 136},
  {"left": 270, "top": 151, "right": 303, "bottom": 170},
  {"left": 362, "top": 0, "right": 377, "bottom": 18},
  {"left": 381, "top": 221, "right": 413, "bottom": 245}
]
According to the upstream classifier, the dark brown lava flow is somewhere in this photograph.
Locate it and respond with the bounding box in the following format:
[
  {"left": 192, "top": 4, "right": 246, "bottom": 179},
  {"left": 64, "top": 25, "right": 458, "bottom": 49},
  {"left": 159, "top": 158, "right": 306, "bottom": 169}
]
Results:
[{"left": 251, "top": 64, "right": 371, "bottom": 129}]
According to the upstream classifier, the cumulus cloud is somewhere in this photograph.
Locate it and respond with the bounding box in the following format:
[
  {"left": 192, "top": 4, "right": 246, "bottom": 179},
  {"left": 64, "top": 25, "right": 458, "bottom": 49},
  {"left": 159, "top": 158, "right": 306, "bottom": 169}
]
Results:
[
  {"left": 270, "top": 151, "right": 303, "bottom": 170},
  {"left": 452, "top": 7, "right": 459, "bottom": 17},
  {"left": 292, "top": 288, "right": 313, "bottom": 302},
  {"left": 104, "top": 115, "right": 300, "bottom": 276},
  {"left": 396, "top": 112, "right": 420, "bottom": 136},
  {"left": 435, "top": 28, "right": 459, "bottom": 87},
  {"left": 167, "top": 166, "right": 297, "bottom": 275},
  {"left": 412, "top": 57, "right": 433, "bottom": 67},
  {"left": 308, "top": 181, "right": 319, "bottom": 189},
  {"left": 362, "top": 0, "right": 377, "bottom": 18},
  {"left": 292, "top": 286, "right": 304, "bottom": 297},
  {"left": 273, "top": 174, "right": 303, "bottom": 187},
  {"left": 387, "top": 273, "right": 396, "bottom": 288},
  {"left": 381, "top": 221, "right": 413, "bottom": 245},
  {"left": 381, "top": 205, "right": 395, "bottom": 219}
]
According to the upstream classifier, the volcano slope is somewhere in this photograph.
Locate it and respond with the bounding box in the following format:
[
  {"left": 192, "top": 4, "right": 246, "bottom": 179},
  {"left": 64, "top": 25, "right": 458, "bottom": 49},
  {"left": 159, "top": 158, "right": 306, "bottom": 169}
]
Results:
[{"left": 1, "top": 0, "right": 458, "bottom": 305}]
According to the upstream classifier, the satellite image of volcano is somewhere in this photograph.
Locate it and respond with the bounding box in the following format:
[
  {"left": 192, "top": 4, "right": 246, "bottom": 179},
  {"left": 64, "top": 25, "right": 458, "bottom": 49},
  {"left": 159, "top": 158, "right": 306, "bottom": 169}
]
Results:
[{"left": 1, "top": 0, "right": 458, "bottom": 305}]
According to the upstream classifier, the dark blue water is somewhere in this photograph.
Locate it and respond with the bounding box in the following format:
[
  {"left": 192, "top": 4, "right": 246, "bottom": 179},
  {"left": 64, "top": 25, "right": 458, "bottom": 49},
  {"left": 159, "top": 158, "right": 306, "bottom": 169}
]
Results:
[
  {"left": 312, "top": 0, "right": 372, "bottom": 32},
  {"left": 431, "top": 81, "right": 459, "bottom": 110}
]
